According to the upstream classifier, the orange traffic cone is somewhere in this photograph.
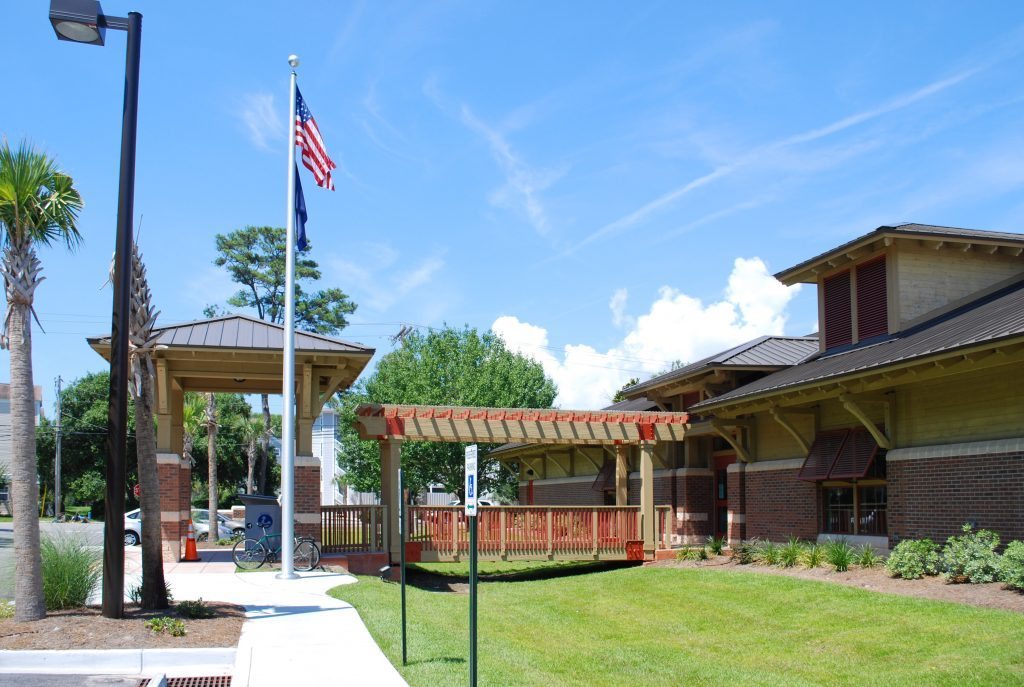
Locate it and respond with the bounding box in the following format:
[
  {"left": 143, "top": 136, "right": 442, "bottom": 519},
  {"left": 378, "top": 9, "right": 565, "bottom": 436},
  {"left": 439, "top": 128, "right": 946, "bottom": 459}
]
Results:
[{"left": 183, "top": 519, "right": 201, "bottom": 562}]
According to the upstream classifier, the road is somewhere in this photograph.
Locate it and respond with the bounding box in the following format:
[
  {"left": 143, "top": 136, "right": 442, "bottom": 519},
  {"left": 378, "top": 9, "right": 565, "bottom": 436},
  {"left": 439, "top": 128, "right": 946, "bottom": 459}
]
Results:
[{"left": 0, "top": 520, "right": 107, "bottom": 600}]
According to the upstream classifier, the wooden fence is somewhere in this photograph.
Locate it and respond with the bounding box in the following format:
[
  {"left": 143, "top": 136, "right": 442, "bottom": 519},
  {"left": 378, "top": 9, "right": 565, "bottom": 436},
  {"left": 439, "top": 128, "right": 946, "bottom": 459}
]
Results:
[
  {"left": 320, "top": 504, "right": 672, "bottom": 560},
  {"left": 321, "top": 505, "right": 387, "bottom": 554}
]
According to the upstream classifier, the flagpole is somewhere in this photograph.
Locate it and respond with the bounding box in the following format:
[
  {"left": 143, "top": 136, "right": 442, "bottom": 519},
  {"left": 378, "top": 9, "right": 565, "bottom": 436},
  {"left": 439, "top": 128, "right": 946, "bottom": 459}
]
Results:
[{"left": 278, "top": 54, "right": 300, "bottom": 580}]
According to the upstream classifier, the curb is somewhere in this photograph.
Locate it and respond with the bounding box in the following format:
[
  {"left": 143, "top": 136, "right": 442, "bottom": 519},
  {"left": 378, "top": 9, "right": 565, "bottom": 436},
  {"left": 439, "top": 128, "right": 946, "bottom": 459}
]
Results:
[{"left": 0, "top": 647, "right": 236, "bottom": 675}]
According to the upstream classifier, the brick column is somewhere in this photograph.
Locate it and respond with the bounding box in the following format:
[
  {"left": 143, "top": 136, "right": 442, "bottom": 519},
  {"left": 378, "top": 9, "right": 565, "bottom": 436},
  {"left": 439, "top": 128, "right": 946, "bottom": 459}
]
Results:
[
  {"left": 727, "top": 462, "right": 746, "bottom": 544},
  {"left": 157, "top": 452, "right": 189, "bottom": 562},
  {"left": 295, "top": 455, "right": 322, "bottom": 542}
]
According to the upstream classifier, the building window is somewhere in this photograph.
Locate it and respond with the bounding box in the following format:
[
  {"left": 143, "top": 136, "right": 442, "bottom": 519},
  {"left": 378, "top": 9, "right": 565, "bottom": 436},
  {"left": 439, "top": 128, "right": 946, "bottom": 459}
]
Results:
[
  {"left": 823, "top": 257, "right": 888, "bottom": 350},
  {"left": 821, "top": 483, "right": 887, "bottom": 536},
  {"left": 822, "top": 487, "right": 854, "bottom": 534}
]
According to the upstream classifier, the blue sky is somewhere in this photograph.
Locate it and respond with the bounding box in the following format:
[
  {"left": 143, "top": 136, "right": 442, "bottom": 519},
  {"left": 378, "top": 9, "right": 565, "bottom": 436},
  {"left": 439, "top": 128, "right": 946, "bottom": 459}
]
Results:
[{"left": 5, "top": 1, "right": 1024, "bottom": 411}]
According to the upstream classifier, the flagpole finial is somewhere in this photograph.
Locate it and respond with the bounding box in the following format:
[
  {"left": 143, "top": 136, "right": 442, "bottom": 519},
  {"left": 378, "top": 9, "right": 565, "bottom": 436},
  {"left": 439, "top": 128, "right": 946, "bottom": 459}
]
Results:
[{"left": 288, "top": 54, "right": 300, "bottom": 68}]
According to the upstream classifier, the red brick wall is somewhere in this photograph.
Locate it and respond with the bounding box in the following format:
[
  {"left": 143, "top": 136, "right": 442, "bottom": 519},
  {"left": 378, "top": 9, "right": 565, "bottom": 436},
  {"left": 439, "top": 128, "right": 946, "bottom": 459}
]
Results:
[
  {"left": 295, "top": 463, "right": 322, "bottom": 542},
  {"left": 158, "top": 457, "right": 187, "bottom": 561},
  {"left": 525, "top": 480, "right": 605, "bottom": 506},
  {"left": 888, "top": 451, "right": 1024, "bottom": 545},
  {"left": 727, "top": 467, "right": 746, "bottom": 542},
  {"left": 743, "top": 467, "right": 818, "bottom": 541},
  {"left": 678, "top": 475, "right": 713, "bottom": 542}
]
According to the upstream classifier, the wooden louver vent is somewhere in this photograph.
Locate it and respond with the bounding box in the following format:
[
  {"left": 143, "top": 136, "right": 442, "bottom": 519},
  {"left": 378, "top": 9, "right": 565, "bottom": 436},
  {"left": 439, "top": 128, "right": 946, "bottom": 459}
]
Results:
[
  {"left": 823, "top": 271, "right": 853, "bottom": 349},
  {"left": 797, "top": 429, "right": 848, "bottom": 481},
  {"left": 797, "top": 428, "right": 881, "bottom": 481},
  {"left": 856, "top": 257, "right": 888, "bottom": 340},
  {"left": 829, "top": 428, "right": 880, "bottom": 480},
  {"left": 592, "top": 457, "right": 616, "bottom": 492}
]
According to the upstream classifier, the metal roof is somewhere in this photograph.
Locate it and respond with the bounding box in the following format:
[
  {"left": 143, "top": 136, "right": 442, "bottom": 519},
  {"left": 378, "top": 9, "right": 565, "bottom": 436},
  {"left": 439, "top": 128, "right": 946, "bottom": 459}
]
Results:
[
  {"left": 777, "top": 223, "right": 1024, "bottom": 282},
  {"left": 87, "top": 314, "right": 374, "bottom": 354},
  {"left": 624, "top": 335, "right": 819, "bottom": 396},
  {"left": 694, "top": 279, "right": 1024, "bottom": 411}
]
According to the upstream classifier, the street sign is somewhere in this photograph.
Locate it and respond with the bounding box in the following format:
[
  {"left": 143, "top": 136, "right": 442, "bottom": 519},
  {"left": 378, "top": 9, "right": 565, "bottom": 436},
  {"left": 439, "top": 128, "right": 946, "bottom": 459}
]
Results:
[{"left": 464, "top": 444, "right": 478, "bottom": 517}]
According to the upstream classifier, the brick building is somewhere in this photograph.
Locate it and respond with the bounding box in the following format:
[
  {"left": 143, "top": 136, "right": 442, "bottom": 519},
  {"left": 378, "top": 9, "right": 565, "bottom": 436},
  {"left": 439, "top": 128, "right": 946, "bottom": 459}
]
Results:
[{"left": 502, "top": 223, "right": 1024, "bottom": 550}]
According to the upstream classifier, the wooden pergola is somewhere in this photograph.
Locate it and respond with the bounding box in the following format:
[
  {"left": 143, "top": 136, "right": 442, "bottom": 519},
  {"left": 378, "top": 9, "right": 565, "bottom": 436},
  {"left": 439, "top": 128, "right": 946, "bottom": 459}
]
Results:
[{"left": 354, "top": 403, "right": 691, "bottom": 557}]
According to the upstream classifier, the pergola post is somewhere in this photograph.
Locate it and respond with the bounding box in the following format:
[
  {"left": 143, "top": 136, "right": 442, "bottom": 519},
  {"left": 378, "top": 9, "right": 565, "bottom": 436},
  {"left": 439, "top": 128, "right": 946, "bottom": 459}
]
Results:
[
  {"left": 380, "top": 439, "right": 402, "bottom": 561},
  {"left": 640, "top": 442, "right": 656, "bottom": 554},
  {"left": 615, "top": 445, "right": 629, "bottom": 506}
]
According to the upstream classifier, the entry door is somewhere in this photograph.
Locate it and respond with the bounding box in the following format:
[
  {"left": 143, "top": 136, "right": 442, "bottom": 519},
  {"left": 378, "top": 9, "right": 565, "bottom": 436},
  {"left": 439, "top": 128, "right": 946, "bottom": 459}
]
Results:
[{"left": 713, "top": 455, "right": 736, "bottom": 539}]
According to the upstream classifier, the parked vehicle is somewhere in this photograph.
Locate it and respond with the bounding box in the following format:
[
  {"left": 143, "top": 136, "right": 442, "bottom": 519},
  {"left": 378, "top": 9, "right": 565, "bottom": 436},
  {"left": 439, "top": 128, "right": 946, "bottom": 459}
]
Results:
[{"left": 124, "top": 508, "right": 236, "bottom": 546}]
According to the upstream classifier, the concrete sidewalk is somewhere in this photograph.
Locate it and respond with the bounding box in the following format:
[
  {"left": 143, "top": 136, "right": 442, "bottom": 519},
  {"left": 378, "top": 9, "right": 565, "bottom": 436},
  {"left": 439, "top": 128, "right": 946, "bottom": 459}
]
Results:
[
  {"left": 160, "top": 566, "right": 407, "bottom": 687},
  {"left": 117, "top": 548, "right": 406, "bottom": 685}
]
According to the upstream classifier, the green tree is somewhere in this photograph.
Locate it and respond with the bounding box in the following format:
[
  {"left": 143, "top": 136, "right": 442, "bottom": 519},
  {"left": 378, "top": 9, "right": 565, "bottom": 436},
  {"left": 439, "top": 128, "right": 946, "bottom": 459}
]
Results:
[
  {"left": 612, "top": 378, "right": 640, "bottom": 403},
  {"left": 37, "top": 372, "right": 138, "bottom": 517},
  {"left": 336, "top": 326, "right": 557, "bottom": 502},
  {"left": 210, "top": 226, "right": 357, "bottom": 492},
  {"left": 0, "top": 141, "right": 83, "bottom": 621}
]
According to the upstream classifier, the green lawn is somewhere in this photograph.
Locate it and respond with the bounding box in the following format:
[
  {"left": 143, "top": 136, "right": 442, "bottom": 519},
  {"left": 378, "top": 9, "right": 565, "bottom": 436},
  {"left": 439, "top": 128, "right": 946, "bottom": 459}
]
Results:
[{"left": 329, "top": 566, "right": 1024, "bottom": 687}]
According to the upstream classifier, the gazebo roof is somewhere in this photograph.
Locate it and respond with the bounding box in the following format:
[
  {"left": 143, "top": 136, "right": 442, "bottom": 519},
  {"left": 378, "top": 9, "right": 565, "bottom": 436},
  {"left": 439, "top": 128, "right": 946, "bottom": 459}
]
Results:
[
  {"left": 86, "top": 313, "right": 373, "bottom": 354},
  {"left": 88, "top": 314, "right": 374, "bottom": 396}
]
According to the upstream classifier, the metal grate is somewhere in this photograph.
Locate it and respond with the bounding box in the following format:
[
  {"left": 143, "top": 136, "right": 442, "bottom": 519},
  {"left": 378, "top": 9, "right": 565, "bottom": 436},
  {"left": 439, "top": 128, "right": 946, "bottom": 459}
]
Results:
[{"left": 166, "top": 677, "right": 232, "bottom": 687}]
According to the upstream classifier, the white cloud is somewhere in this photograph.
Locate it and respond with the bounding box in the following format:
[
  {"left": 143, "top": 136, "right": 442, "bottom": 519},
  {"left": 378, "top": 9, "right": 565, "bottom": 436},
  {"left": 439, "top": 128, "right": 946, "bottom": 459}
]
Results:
[
  {"left": 460, "top": 105, "right": 566, "bottom": 236},
  {"left": 492, "top": 257, "right": 800, "bottom": 408},
  {"left": 328, "top": 243, "right": 445, "bottom": 312},
  {"left": 239, "top": 92, "right": 284, "bottom": 151},
  {"left": 572, "top": 67, "right": 982, "bottom": 253}
]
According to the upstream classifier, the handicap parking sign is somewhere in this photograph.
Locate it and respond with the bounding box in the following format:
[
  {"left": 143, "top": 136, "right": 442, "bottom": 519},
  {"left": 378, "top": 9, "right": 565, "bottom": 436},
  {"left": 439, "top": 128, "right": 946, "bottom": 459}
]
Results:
[{"left": 257, "top": 513, "right": 273, "bottom": 529}]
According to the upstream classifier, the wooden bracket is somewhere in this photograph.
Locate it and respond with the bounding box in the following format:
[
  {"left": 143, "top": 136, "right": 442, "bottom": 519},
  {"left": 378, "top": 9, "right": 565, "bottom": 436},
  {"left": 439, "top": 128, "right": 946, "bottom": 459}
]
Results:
[
  {"left": 839, "top": 394, "right": 892, "bottom": 449},
  {"left": 768, "top": 406, "right": 810, "bottom": 455},
  {"left": 710, "top": 419, "right": 752, "bottom": 463}
]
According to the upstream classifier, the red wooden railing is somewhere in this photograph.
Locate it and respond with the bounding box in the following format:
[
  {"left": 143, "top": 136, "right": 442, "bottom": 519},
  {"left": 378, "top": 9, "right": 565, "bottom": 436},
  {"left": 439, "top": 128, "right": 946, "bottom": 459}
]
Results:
[
  {"left": 321, "top": 505, "right": 387, "bottom": 554},
  {"left": 407, "top": 505, "right": 671, "bottom": 561}
]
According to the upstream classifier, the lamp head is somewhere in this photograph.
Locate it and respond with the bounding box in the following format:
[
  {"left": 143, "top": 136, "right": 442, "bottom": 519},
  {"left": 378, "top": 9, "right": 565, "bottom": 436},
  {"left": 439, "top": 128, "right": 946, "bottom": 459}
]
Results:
[{"left": 49, "top": 0, "right": 106, "bottom": 46}]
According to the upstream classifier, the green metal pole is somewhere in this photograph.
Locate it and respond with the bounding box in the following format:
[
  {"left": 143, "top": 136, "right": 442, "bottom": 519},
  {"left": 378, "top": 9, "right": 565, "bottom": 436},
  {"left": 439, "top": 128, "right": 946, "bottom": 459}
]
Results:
[
  {"left": 399, "top": 469, "right": 407, "bottom": 666},
  {"left": 469, "top": 514, "right": 478, "bottom": 687}
]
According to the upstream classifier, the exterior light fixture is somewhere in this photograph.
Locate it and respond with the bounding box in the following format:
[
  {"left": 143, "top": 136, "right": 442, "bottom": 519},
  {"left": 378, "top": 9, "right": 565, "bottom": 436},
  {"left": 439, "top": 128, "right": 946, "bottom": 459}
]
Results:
[{"left": 48, "top": 0, "right": 141, "bottom": 621}]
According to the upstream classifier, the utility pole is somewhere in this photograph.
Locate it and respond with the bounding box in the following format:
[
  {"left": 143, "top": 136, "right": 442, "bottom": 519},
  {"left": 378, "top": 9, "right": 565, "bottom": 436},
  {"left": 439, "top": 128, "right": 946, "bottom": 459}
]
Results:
[{"left": 54, "top": 376, "right": 63, "bottom": 519}]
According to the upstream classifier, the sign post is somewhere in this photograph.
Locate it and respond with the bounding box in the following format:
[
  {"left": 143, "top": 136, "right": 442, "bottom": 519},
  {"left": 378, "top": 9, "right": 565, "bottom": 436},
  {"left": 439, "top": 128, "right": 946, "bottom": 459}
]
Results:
[
  {"left": 464, "top": 444, "right": 478, "bottom": 687},
  {"left": 399, "top": 468, "right": 407, "bottom": 666}
]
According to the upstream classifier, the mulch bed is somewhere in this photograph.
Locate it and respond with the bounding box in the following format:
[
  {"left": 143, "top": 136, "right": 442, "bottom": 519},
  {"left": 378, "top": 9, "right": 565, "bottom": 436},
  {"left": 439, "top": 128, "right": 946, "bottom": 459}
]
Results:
[
  {"left": 0, "top": 602, "right": 245, "bottom": 650},
  {"left": 649, "top": 556, "right": 1024, "bottom": 613}
]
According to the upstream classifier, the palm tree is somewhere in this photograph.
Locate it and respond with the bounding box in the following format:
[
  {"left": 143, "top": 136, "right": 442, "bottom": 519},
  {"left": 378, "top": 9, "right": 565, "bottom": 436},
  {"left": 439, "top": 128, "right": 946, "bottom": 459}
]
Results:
[
  {"left": 0, "top": 142, "right": 82, "bottom": 621},
  {"left": 181, "top": 393, "right": 206, "bottom": 466},
  {"left": 127, "top": 244, "right": 167, "bottom": 609},
  {"left": 238, "top": 416, "right": 264, "bottom": 495}
]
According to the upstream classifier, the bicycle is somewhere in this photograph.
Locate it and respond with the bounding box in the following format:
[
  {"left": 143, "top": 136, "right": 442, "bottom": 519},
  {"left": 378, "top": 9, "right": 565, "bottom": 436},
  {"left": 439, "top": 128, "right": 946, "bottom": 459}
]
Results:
[{"left": 232, "top": 525, "right": 321, "bottom": 572}]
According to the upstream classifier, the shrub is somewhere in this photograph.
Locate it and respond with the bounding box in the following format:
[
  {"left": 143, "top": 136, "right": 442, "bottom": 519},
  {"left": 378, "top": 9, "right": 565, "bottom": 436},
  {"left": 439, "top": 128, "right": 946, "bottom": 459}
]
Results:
[
  {"left": 886, "top": 539, "right": 940, "bottom": 579},
  {"left": 675, "top": 546, "right": 708, "bottom": 562},
  {"left": 779, "top": 537, "right": 804, "bottom": 568},
  {"left": 176, "top": 598, "right": 215, "bottom": 619},
  {"left": 999, "top": 541, "right": 1024, "bottom": 591},
  {"left": 803, "top": 544, "right": 824, "bottom": 569},
  {"left": 856, "top": 544, "right": 883, "bottom": 568},
  {"left": 757, "top": 540, "right": 780, "bottom": 566},
  {"left": 145, "top": 616, "right": 186, "bottom": 637},
  {"left": 0, "top": 600, "right": 13, "bottom": 619},
  {"left": 40, "top": 535, "right": 101, "bottom": 610},
  {"left": 706, "top": 535, "right": 726, "bottom": 556},
  {"left": 824, "top": 539, "right": 855, "bottom": 572},
  {"left": 731, "top": 539, "right": 760, "bottom": 565},
  {"left": 942, "top": 523, "right": 1000, "bottom": 584},
  {"left": 128, "top": 580, "right": 174, "bottom": 605}
]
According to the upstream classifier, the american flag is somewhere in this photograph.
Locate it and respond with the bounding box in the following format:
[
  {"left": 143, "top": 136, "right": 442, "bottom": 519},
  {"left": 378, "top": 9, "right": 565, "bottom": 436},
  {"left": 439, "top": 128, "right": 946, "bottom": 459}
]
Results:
[{"left": 295, "top": 86, "right": 336, "bottom": 190}]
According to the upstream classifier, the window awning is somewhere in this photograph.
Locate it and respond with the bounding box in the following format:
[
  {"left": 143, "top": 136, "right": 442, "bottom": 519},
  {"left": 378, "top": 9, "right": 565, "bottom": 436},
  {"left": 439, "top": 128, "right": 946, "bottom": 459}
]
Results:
[{"left": 797, "top": 428, "right": 880, "bottom": 481}]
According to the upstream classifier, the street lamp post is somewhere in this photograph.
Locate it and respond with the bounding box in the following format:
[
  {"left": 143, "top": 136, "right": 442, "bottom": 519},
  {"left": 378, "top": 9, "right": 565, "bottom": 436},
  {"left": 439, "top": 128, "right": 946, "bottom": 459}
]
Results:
[{"left": 48, "top": 0, "right": 141, "bottom": 619}]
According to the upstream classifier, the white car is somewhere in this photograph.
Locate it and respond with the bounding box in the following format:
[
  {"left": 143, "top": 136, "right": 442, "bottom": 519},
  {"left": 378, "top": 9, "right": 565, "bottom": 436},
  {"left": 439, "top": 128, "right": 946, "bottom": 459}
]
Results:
[{"left": 123, "top": 508, "right": 239, "bottom": 546}]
